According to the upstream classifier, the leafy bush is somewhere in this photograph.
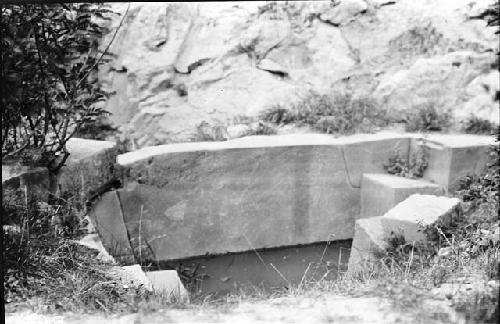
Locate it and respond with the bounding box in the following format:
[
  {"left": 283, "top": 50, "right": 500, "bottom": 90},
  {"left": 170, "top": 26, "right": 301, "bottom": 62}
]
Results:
[
  {"left": 384, "top": 144, "right": 429, "bottom": 178},
  {"left": 462, "top": 115, "right": 498, "bottom": 135},
  {"left": 1, "top": 4, "right": 119, "bottom": 172},
  {"left": 404, "top": 103, "right": 452, "bottom": 132},
  {"left": 260, "top": 91, "right": 389, "bottom": 135}
]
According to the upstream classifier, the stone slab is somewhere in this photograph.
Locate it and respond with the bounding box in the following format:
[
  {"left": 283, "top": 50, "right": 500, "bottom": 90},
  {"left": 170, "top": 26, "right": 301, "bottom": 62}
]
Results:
[
  {"left": 145, "top": 270, "right": 189, "bottom": 300},
  {"left": 1, "top": 165, "right": 52, "bottom": 200},
  {"left": 412, "top": 134, "right": 494, "bottom": 193},
  {"left": 88, "top": 191, "right": 135, "bottom": 264},
  {"left": 339, "top": 136, "right": 411, "bottom": 187},
  {"left": 118, "top": 143, "right": 359, "bottom": 261},
  {"left": 347, "top": 217, "right": 386, "bottom": 275},
  {"left": 360, "top": 173, "right": 443, "bottom": 219},
  {"left": 154, "top": 240, "right": 351, "bottom": 296},
  {"left": 2, "top": 138, "right": 118, "bottom": 204},
  {"left": 58, "top": 138, "right": 118, "bottom": 201},
  {"left": 381, "top": 194, "right": 461, "bottom": 242}
]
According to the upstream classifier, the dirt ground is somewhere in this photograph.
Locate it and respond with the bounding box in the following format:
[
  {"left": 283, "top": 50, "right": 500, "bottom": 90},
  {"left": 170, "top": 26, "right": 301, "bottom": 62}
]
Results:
[{"left": 5, "top": 291, "right": 464, "bottom": 324}]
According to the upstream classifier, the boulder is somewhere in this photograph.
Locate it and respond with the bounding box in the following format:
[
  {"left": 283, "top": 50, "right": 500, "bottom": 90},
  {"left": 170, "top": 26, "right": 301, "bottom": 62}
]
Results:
[{"left": 96, "top": 1, "right": 498, "bottom": 147}]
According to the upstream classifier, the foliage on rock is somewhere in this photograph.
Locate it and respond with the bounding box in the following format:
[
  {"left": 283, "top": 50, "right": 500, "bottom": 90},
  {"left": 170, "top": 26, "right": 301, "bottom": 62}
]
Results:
[
  {"left": 1, "top": 4, "right": 117, "bottom": 172},
  {"left": 383, "top": 145, "right": 429, "bottom": 179},
  {"left": 404, "top": 102, "right": 453, "bottom": 132},
  {"left": 260, "top": 91, "right": 390, "bottom": 135}
]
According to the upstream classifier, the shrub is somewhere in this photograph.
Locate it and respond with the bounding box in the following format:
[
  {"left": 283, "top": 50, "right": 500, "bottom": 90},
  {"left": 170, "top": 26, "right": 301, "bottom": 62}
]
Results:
[
  {"left": 383, "top": 144, "right": 429, "bottom": 178},
  {"left": 462, "top": 115, "right": 497, "bottom": 135},
  {"left": 260, "top": 91, "right": 389, "bottom": 135},
  {"left": 404, "top": 103, "right": 452, "bottom": 132},
  {"left": 1, "top": 4, "right": 119, "bottom": 172}
]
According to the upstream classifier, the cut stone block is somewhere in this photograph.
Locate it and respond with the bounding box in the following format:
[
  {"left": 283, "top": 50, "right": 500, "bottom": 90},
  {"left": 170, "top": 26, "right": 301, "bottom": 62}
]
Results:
[
  {"left": 348, "top": 194, "right": 461, "bottom": 274},
  {"left": 338, "top": 134, "right": 411, "bottom": 187},
  {"left": 412, "top": 134, "right": 494, "bottom": 193},
  {"left": 145, "top": 270, "right": 189, "bottom": 300},
  {"left": 360, "top": 173, "right": 443, "bottom": 219},
  {"left": 58, "top": 138, "right": 118, "bottom": 199},
  {"left": 2, "top": 138, "right": 118, "bottom": 203},
  {"left": 116, "top": 133, "right": 407, "bottom": 261},
  {"left": 347, "top": 217, "right": 386, "bottom": 275},
  {"left": 381, "top": 194, "right": 461, "bottom": 242},
  {"left": 1, "top": 165, "right": 52, "bottom": 200},
  {"left": 88, "top": 191, "right": 135, "bottom": 264}
]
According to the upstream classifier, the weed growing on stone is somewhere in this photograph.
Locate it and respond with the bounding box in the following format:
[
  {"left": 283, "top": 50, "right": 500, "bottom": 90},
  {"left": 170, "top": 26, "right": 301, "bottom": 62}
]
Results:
[
  {"left": 260, "top": 91, "right": 390, "bottom": 135},
  {"left": 384, "top": 144, "right": 429, "bottom": 178},
  {"left": 462, "top": 115, "right": 498, "bottom": 135},
  {"left": 377, "top": 140, "right": 499, "bottom": 323},
  {"left": 404, "top": 102, "right": 453, "bottom": 132}
]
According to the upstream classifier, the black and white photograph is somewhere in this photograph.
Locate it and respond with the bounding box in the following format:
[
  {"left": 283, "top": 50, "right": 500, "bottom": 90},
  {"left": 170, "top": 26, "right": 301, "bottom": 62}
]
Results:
[{"left": 1, "top": 1, "right": 499, "bottom": 323}]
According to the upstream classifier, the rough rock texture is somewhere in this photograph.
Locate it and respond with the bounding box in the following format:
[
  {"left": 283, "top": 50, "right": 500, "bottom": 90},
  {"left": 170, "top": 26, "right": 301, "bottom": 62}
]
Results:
[
  {"left": 348, "top": 194, "right": 461, "bottom": 273},
  {"left": 98, "top": 0, "right": 499, "bottom": 147},
  {"left": 360, "top": 173, "right": 443, "bottom": 219}
]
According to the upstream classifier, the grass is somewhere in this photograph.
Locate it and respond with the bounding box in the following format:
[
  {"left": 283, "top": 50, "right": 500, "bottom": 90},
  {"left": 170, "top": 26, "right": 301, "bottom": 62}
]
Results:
[
  {"left": 404, "top": 102, "right": 453, "bottom": 132},
  {"left": 462, "top": 115, "right": 498, "bottom": 135},
  {"left": 260, "top": 90, "right": 390, "bottom": 135},
  {"left": 2, "top": 184, "right": 185, "bottom": 314}
]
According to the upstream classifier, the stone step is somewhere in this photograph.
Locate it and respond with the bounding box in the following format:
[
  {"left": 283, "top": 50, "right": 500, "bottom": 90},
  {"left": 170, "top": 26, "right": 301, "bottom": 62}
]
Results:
[
  {"left": 411, "top": 134, "right": 494, "bottom": 193},
  {"left": 348, "top": 194, "right": 461, "bottom": 274},
  {"left": 360, "top": 173, "right": 443, "bottom": 220}
]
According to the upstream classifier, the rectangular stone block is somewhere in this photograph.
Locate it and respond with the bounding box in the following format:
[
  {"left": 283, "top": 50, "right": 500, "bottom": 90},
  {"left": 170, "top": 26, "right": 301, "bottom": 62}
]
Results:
[
  {"left": 411, "top": 134, "right": 494, "bottom": 193},
  {"left": 348, "top": 194, "right": 461, "bottom": 275},
  {"left": 2, "top": 165, "right": 52, "bottom": 200},
  {"left": 381, "top": 194, "right": 461, "bottom": 242},
  {"left": 113, "top": 134, "right": 416, "bottom": 262},
  {"left": 88, "top": 190, "right": 135, "bottom": 264},
  {"left": 118, "top": 142, "right": 359, "bottom": 261},
  {"left": 339, "top": 133, "right": 411, "bottom": 187},
  {"left": 145, "top": 270, "right": 189, "bottom": 299},
  {"left": 347, "top": 217, "right": 386, "bottom": 275},
  {"left": 57, "top": 138, "right": 118, "bottom": 203},
  {"left": 360, "top": 173, "right": 443, "bottom": 219}
]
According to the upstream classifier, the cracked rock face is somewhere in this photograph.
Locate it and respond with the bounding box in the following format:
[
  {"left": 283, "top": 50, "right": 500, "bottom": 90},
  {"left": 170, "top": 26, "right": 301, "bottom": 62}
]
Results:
[{"left": 98, "top": 0, "right": 498, "bottom": 147}]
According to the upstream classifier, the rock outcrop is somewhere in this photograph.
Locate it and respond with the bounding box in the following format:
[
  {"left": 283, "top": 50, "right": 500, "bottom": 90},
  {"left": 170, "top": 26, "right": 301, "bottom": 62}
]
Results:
[{"left": 97, "top": 0, "right": 499, "bottom": 147}]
